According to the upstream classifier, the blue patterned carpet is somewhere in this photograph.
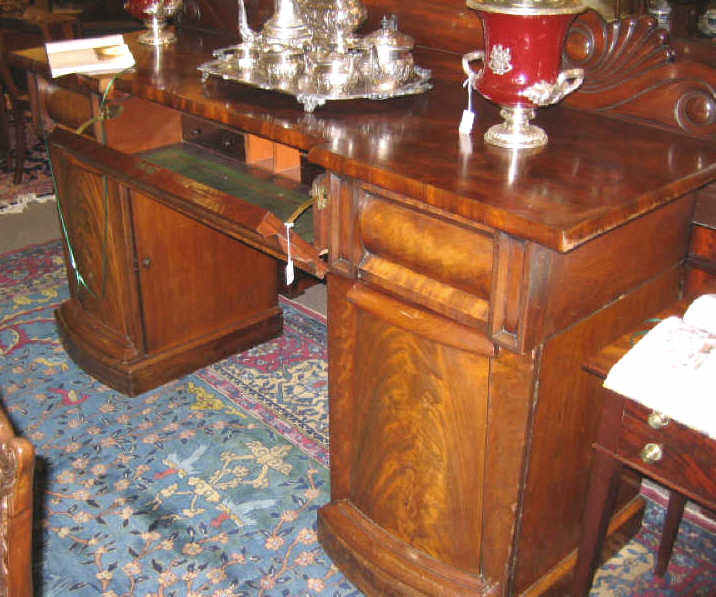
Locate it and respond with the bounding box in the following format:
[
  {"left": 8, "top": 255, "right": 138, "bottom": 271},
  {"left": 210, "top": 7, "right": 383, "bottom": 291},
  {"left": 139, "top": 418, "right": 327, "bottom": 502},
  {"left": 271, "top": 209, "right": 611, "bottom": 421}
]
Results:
[{"left": 0, "top": 240, "right": 714, "bottom": 596}]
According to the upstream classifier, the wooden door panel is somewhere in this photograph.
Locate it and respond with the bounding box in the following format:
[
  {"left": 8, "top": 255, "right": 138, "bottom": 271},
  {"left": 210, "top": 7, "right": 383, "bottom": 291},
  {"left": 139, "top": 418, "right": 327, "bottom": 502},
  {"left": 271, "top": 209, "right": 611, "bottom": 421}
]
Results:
[
  {"left": 345, "top": 283, "right": 492, "bottom": 573},
  {"left": 49, "top": 145, "right": 141, "bottom": 352},
  {"left": 131, "top": 192, "right": 278, "bottom": 352}
]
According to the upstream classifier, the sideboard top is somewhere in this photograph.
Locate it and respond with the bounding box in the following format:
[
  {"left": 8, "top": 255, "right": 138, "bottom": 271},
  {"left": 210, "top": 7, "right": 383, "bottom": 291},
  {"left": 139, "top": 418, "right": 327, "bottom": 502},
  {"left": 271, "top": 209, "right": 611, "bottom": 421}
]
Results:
[{"left": 13, "top": 20, "right": 715, "bottom": 252}]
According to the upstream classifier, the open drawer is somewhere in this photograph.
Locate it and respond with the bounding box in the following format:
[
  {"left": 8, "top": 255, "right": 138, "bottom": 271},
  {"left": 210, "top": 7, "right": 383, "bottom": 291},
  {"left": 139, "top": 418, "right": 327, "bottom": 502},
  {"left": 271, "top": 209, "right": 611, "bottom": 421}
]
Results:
[
  {"left": 47, "top": 123, "right": 326, "bottom": 396},
  {"left": 49, "top": 126, "right": 328, "bottom": 278}
]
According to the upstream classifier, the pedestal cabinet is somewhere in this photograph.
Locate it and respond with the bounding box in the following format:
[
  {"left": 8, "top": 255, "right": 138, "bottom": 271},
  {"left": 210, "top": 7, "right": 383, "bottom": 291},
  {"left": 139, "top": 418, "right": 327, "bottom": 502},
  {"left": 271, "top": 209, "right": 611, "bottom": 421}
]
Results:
[
  {"left": 316, "top": 175, "right": 697, "bottom": 595},
  {"left": 47, "top": 101, "right": 326, "bottom": 395},
  {"left": 50, "top": 129, "right": 282, "bottom": 395}
]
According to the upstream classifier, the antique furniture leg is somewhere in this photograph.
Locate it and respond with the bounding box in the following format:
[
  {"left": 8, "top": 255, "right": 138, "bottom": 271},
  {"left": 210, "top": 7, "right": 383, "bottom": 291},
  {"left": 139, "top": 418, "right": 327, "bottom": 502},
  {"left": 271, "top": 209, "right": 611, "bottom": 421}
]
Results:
[
  {"left": 655, "top": 490, "right": 687, "bottom": 576},
  {"left": 11, "top": 96, "right": 26, "bottom": 184},
  {"left": 1, "top": 35, "right": 29, "bottom": 185},
  {"left": 573, "top": 448, "right": 623, "bottom": 596}
]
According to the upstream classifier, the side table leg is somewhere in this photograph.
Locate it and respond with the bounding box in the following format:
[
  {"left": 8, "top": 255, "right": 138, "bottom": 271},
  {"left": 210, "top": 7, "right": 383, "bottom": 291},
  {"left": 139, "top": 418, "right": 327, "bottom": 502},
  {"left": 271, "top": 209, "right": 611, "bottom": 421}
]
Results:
[
  {"left": 574, "top": 449, "right": 622, "bottom": 596},
  {"left": 655, "top": 490, "right": 686, "bottom": 577}
]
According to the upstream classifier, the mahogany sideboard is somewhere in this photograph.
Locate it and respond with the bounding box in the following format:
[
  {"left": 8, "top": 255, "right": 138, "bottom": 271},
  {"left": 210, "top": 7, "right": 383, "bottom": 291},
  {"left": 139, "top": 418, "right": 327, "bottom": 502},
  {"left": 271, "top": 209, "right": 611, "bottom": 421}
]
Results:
[{"left": 11, "top": 3, "right": 715, "bottom": 594}]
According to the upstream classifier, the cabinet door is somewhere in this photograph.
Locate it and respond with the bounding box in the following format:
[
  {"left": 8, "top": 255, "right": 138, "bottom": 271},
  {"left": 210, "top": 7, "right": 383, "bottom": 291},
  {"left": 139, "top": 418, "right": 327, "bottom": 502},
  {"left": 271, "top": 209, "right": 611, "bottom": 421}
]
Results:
[
  {"left": 131, "top": 191, "right": 278, "bottom": 353},
  {"left": 326, "top": 279, "right": 494, "bottom": 574},
  {"left": 50, "top": 142, "right": 142, "bottom": 359}
]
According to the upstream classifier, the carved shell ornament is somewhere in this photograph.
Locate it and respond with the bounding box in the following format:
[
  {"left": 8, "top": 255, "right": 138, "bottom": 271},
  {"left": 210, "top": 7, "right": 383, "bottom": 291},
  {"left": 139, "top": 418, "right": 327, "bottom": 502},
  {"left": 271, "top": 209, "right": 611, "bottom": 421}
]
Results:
[
  {"left": 564, "top": 12, "right": 676, "bottom": 91},
  {"left": 564, "top": 10, "right": 715, "bottom": 139}
]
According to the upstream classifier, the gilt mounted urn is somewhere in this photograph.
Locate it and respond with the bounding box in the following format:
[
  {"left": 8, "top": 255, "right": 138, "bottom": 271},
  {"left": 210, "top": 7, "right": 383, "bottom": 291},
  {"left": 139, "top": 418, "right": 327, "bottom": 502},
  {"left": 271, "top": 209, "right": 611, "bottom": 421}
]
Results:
[{"left": 463, "top": 0, "right": 586, "bottom": 148}]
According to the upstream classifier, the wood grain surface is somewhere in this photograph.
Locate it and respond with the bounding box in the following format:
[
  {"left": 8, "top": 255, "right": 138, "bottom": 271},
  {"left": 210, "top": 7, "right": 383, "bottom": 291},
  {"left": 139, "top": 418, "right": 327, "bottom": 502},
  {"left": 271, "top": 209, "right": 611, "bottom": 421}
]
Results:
[{"left": 11, "top": 19, "right": 715, "bottom": 253}]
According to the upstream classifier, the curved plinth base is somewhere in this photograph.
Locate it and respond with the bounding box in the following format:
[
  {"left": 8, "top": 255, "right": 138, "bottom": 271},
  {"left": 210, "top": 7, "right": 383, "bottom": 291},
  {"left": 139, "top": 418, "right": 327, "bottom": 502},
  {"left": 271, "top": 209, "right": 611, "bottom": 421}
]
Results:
[
  {"left": 484, "top": 106, "right": 548, "bottom": 149},
  {"left": 318, "top": 497, "right": 647, "bottom": 596},
  {"left": 317, "top": 501, "right": 498, "bottom": 596},
  {"left": 55, "top": 299, "right": 282, "bottom": 396}
]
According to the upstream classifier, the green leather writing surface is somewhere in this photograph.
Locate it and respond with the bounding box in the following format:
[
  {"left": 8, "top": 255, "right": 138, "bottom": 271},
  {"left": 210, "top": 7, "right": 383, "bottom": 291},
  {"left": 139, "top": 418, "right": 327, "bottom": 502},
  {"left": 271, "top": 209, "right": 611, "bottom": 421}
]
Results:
[{"left": 142, "top": 144, "right": 314, "bottom": 242}]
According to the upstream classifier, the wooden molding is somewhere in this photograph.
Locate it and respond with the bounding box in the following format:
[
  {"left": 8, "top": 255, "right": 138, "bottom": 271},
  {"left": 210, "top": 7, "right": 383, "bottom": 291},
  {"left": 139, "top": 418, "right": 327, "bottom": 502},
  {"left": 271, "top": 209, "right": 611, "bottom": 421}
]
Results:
[{"left": 564, "top": 11, "right": 715, "bottom": 140}]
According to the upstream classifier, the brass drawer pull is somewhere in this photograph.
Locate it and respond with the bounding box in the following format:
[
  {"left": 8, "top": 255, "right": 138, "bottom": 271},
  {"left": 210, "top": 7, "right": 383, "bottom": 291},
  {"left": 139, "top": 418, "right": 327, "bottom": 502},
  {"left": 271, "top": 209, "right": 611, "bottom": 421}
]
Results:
[
  {"left": 640, "top": 443, "right": 663, "bottom": 464},
  {"left": 648, "top": 411, "right": 670, "bottom": 429}
]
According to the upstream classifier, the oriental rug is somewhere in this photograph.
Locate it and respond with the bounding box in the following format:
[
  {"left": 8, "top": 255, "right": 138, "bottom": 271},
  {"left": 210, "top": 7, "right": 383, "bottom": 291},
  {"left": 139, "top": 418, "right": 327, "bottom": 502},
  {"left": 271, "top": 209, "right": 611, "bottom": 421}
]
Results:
[
  {"left": 0, "top": 114, "right": 55, "bottom": 214},
  {"left": 0, "top": 240, "right": 714, "bottom": 596}
]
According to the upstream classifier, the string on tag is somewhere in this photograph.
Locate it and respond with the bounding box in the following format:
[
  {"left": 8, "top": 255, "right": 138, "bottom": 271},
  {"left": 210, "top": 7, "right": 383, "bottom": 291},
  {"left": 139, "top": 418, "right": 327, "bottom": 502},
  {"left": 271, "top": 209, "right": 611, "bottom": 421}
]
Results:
[
  {"left": 459, "top": 75, "right": 476, "bottom": 135},
  {"left": 284, "top": 222, "right": 295, "bottom": 285}
]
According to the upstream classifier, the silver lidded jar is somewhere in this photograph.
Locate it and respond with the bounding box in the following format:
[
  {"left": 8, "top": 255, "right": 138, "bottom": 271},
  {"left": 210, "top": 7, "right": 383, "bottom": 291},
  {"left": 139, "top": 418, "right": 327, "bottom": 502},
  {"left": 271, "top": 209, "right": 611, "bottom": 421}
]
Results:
[{"left": 362, "top": 15, "right": 415, "bottom": 89}]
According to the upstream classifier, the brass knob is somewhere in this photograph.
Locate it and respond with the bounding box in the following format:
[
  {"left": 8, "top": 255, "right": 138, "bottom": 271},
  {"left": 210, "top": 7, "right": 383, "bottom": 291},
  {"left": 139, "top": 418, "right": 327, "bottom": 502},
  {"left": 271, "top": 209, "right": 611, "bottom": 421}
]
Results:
[
  {"left": 648, "top": 411, "right": 670, "bottom": 430},
  {"left": 640, "top": 443, "right": 663, "bottom": 465},
  {"left": 141, "top": 257, "right": 152, "bottom": 269}
]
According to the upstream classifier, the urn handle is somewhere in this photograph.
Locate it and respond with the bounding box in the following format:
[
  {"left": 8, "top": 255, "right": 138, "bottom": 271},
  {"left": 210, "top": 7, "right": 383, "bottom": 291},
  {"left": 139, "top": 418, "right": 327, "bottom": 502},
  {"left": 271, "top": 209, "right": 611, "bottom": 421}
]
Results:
[
  {"left": 461, "top": 50, "right": 485, "bottom": 87},
  {"left": 521, "top": 67, "right": 584, "bottom": 106},
  {"left": 554, "top": 68, "right": 584, "bottom": 102}
]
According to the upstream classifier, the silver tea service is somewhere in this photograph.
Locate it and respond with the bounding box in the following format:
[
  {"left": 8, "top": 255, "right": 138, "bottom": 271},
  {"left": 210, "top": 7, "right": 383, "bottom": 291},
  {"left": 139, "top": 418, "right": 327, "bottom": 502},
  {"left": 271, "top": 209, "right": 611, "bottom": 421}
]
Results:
[
  {"left": 198, "top": 0, "right": 432, "bottom": 111},
  {"left": 309, "top": 48, "right": 360, "bottom": 94}
]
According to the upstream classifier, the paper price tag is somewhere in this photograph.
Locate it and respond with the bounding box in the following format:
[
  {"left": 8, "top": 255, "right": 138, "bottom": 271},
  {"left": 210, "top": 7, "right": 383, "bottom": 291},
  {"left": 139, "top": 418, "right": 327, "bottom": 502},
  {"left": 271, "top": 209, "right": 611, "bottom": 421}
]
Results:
[
  {"left": 459, "top": 76, "right": 477, "bottom": 135},
  {"left": 284, "top": 222, "right": 295, "bottom": 285},
  {"left": 459, "top": 110, "right": 475, "bottom": 135}
]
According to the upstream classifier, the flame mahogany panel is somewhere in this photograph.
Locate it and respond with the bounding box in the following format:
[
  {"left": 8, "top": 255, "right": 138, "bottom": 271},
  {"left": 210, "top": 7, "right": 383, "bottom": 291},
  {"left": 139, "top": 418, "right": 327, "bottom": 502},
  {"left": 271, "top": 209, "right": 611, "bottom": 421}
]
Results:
[
  {"left": 49, "top": 143, "right": 143, "bottom": 360},
  {"left": 349, "top": 287, "right": 490, "bottom": 571}
]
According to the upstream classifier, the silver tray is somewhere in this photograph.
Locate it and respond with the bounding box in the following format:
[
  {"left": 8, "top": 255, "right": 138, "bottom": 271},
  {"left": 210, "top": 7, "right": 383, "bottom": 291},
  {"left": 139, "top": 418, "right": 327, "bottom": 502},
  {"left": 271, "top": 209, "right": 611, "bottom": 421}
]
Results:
[{"left": 198, "top": 52, "right": 432, "bottom": 112}]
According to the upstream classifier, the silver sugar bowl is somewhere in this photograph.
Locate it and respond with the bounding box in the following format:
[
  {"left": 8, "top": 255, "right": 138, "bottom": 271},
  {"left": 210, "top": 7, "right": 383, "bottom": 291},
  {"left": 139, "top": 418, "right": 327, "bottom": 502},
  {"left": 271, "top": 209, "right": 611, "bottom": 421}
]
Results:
[
  {"left": 362, "top": 15, "right": 415, "bottom": 89},
  {"left": 309, "top": 48, "right": 360, "bottom": 94},
  {"left": 262, "top": 44, "right": 306, "bottom": 85}
]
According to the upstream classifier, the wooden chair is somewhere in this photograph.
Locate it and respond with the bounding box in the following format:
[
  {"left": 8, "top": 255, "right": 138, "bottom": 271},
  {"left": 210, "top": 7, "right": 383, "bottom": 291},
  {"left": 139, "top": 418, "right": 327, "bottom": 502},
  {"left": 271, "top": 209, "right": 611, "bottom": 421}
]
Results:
[
  {"left": 0, "top": 6, "right": 78, "bottom": 184},
  {"left": 0, "top": 405, "right": 34, "bottom": 597},
  {"left": 0, "top": 34, "right": 31, "bottom": 185},
  {"left": 574, "top": 297, "right": 716, "bottom": 595}
]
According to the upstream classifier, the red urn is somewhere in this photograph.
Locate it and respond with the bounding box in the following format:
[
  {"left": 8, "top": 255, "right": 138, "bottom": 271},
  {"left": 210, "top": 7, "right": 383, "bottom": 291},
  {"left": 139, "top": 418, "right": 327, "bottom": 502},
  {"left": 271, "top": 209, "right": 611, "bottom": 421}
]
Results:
[{"left": 463, "top": 0, "right": 586, "bottom": 148}]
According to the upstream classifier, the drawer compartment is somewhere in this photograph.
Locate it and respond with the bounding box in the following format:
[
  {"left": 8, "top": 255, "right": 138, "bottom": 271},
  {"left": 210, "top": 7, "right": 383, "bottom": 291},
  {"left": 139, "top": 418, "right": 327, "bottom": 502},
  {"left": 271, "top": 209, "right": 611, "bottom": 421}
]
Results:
[
  {"left": 49, "top": 127, "right": 326, "bottom": 277},
  {"left": 141, "top": 144, "right": 316, "bottom": 245},
  {"left": 617, "top": 408, "right": 716, "bottom": 504},
  {"left": 356, "top": 188, "right": 493, "bottom": 328}
]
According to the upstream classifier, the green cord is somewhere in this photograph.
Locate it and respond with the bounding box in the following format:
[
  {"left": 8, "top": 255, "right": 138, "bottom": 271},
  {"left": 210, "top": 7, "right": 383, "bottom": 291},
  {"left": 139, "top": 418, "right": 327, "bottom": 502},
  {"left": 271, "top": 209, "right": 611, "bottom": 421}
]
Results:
[
  {"left": 629, "top": 318, "right": 664, "bottom": 345},
  {"left": 49, "top": 151, "right": 95, "bottom": 295}
]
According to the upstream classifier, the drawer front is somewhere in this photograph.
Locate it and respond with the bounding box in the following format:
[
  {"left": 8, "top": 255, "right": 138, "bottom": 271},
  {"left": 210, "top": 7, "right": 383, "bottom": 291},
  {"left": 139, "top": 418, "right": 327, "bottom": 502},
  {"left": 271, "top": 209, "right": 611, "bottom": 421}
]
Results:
[
  {"left": 38, "top": 78, "right": 94, "bottom": 133},
  {"left": 618, "top": 402, "right": 716, "bottom": 508},
  {"left": 336, "top": 182, "right": 495, "bottom": 329}
]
